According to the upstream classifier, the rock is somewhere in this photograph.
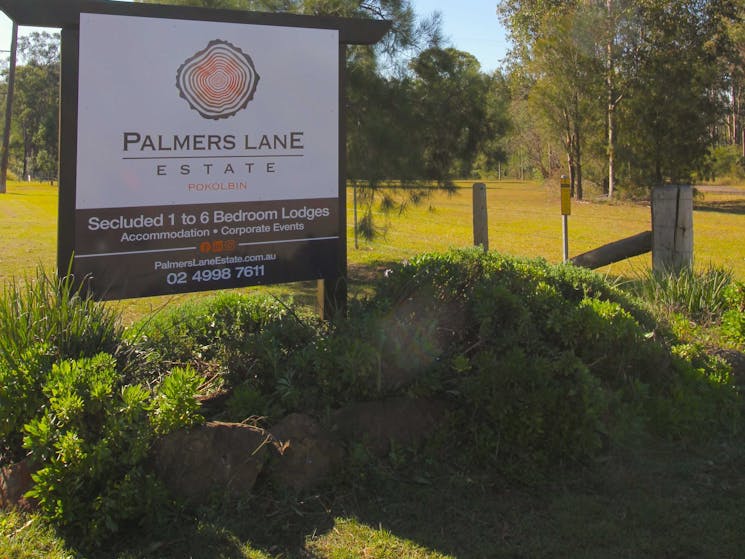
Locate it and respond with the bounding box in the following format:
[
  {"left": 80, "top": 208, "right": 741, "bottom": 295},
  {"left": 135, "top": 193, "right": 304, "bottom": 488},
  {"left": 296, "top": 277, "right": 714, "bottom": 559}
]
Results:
[
  {"left": 267, "top": 413, "right": 344, "bottom": 492},
  {"left": 330, "top": 398, "right": 448, "bottom": 457},
  {"left": 0, "top": 458, "right": 37, "bottom": 511},
  {"left": 196, "top": 389, "right": 233, "bottom": 416},
  {"left": 153, "top": 421, "right": 271, "bottom": 504}
]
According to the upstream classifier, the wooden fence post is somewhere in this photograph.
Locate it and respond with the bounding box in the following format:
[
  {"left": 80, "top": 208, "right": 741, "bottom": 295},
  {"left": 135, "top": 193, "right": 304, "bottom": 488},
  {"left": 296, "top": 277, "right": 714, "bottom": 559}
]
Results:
[
  {"left": 473, "top": 182, "right": 488, "bottom": 252},
  {"left": 652, "top": 185, "right": 693, "bottom": 272}
]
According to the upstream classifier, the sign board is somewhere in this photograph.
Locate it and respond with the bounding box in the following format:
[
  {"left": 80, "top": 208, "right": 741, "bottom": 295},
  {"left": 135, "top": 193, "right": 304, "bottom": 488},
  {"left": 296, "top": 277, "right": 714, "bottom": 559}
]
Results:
[
  {"left": 0, "top": 0, "right": 389, "bottom": 306},
  {"left": 72, "top": 13, "right": 339, "bottom": 299}
]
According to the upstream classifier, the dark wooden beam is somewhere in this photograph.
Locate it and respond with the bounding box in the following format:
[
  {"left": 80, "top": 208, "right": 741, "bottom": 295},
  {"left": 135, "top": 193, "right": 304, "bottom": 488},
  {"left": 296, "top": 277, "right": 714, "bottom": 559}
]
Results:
[
  {"left": 571, "top": 231, "right": 652, "bottom": 270},
  {"left": 0, "top": 0, "right": 391, "bottom": 44},
  {"left": 57, "top": 26, "right": 78, "bottom": 277}
]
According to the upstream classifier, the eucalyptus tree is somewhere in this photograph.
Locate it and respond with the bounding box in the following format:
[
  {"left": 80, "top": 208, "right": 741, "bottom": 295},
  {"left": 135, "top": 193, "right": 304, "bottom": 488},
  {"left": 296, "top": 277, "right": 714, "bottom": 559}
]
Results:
[
  {"left": 527, "top": 9, "right": 604, "bottom": 198},
  {"left": 8, "top": 32, "right": 60, "bottom": 180},
  {"left": 499, "top": 0, "right": 602, "bottom": 198},
  {"left": 723, "top": 10, "right": 745, "bottom": 147},
  {"left": 499, "top": 0, "right": 737, "bottom": 193},
  {"left": 499, "top": 0, "right": 637, "bottom": 197}
]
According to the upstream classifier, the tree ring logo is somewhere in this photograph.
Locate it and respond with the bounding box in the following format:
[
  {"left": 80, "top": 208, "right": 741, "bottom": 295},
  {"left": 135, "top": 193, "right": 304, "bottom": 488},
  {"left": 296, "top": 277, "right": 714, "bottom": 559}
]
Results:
[{"left": 176, "top": 40, "right": 260, "bottom": 120}]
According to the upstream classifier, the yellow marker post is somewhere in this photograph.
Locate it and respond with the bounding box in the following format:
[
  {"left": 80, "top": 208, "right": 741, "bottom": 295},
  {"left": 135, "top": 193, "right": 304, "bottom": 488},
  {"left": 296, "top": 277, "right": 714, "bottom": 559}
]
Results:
[
  {"left": 560, "top": 175, "right": 570, "bottom": 262},
  {"left": 560, "top": 175, "right": 571, "bottom": 216}
]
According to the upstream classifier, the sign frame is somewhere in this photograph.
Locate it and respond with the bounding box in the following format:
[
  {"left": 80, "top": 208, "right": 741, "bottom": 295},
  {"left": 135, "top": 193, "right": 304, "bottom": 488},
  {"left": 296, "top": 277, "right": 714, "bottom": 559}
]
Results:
[{"left": 0, "top": 0, "right": 390, "bottom": 314}]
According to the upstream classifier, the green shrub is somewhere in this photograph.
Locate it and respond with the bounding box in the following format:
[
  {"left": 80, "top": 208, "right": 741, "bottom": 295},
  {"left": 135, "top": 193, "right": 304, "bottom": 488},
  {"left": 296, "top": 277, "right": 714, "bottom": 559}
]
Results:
[
  {"left": 305, "top": 309, "right": 388, "bottom": 404},
  {"left": 224, "top": 382, "right": 271, "bottom": 422},
  {"left": 460, "top": 348, "right": 606, "bottom": 477},
  {"left": 119, "top": 250, "right": 742, "bottom": 483},
  {"left": 365, "top": 249, "right": 741, "bottom": 478},
  {"left": 150, "top": 366, "right": 204, "bottom": 435},
  {"left": 133, "top": 292, "right": 317, "bottom": 380},
  {"left": 0, "top": 344, "right": 54, "bottom": 464},
  {"left": 705, "top": 144, "right": 745, "bottom": 182},
  {"left": 650, "top": 344, "right": 741, "bottom": 438},
  {"left": 0, "top": 269, "right": 123, "bottom": 465},
  {"left": 721, "top": 281, "right": 745, "bottom": 345},
  {"left": 22, "top": 355, "right": 203, "bottom": 547}
]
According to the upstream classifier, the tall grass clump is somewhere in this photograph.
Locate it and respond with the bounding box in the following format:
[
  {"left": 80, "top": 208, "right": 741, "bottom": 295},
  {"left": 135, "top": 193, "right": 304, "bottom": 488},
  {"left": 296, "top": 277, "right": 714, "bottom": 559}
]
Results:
[
  {"left": 625, "top": 265, "right": 733, "bottom": 323},
  {"left": 0, "top": 268, "right": 121, "bottom": 368}
]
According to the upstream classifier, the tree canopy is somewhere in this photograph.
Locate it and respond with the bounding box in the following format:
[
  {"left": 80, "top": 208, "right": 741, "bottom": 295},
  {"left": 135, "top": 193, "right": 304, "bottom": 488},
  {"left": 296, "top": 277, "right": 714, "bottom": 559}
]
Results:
[
  {"left": 499, "top": 0, "right": 741, "bottom": 196},
  {"left": 4, "top": 0, "right": 745, "bottom": 200}
]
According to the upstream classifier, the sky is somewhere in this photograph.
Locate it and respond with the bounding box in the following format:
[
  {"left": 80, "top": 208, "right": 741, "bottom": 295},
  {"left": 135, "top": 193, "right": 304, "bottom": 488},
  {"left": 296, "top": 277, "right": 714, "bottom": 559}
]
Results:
[
  {"left": 414, "top": 0, "right": 508, "bottom": 72},
  {"left": 0, "top": 0, "right": 509, "bottom": 73}
]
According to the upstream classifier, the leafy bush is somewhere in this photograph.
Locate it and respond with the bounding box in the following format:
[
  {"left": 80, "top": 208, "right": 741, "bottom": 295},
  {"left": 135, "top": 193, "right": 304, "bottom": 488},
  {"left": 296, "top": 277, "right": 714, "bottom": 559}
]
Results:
[
  {"left": 364, "top": 249, "right": 740, "bottom": 477},
  {"left": 133, "top": 292, "right": 316, "bottom": 377},
  {"left": 0, "top": 268, "right": 204, "bottom": 546},
  {"left": 0, "top": 344, "right": 53, "bottom": 464},
  {"left": 120, "top": 251, "right": 744, "bottom": 482},
  {"left": 22, "top": 355, "right": 202, "bottom": 547},
  {"left": 133, "top": 292, "right": 323, "bottom": 420},
  {"left": 150, "top": 366, "right": 204, "bottom": 435},
  {"left": 460, "top": 348, "right": 606, "bottom": 477},
  {"left": 652, "top": 344, "right": 741, "bottom": 438},
  {"left": 128, "top": 250, "right": 740, "bottom": 481},
  {"left": 705, "top": 144, "right": 745, "bottom": 182},
  {"left": 721, "top": 281, "right": 745, "bottom": 345}
]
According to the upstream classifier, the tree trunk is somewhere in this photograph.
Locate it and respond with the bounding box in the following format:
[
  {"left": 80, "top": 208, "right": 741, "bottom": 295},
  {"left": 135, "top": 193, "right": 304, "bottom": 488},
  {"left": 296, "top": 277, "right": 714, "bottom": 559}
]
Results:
[
  {"left": 22, "top": 132, "right": 28, "bottom": 180},
  {"left": 0, "top": 22, "right": 18, "bottom": 194},
  {"left": 575, "top": 126, "right": 583, "bottom": 200},
  {"left": 731, "top": 84, "right": 738, "bottom": 145},
  {"left": 606, "top": 0, "right": 615, "bottom": 199},
  {"left": 572, "top": 91, "right": 583, "bottom": 200},
  {"left": 563, "top": 109, "right": 575, "bottom": 196}
]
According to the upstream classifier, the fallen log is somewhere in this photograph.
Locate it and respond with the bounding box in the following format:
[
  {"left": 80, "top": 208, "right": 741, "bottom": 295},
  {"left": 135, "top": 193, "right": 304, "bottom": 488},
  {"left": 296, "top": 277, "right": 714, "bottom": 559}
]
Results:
[{"left": 571, "top": 231, "right": 652, "bottom": 270}]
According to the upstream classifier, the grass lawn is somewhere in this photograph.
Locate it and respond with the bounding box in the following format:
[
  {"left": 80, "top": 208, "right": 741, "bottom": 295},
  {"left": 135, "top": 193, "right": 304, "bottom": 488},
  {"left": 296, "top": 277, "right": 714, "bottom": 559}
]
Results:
[
  {"left": 0, "top": 182, "right": 58, "bottom": 283},
  {"left": 2, "top": 179, "right": 745, "bottom": 322},
  {"left": 3, "top": 440, "right": 745, "bottom": 558},
  {"left": 349, "top": 180, "right": 745, "bottom": 280}
]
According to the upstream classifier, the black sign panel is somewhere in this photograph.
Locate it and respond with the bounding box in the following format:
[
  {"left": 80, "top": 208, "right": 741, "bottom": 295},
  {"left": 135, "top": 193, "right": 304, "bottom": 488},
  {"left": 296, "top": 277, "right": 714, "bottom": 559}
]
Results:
[{"left": 73, "top": 198, "right": 338, "bottom": 299}]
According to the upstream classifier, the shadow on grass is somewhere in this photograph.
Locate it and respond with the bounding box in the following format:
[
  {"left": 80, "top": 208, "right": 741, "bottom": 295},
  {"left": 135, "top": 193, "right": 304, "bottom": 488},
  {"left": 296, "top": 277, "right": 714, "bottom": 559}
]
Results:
[
  {"left": 694, "top": 200, "right": 745, "bottom": 215},
  {"left": 91, "top": 439, "right": 745, "bottom": 559}
]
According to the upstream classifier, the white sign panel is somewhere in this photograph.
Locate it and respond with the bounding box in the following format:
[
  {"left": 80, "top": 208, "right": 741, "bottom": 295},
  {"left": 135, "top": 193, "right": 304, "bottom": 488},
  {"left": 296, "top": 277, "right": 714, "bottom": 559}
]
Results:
[{"left": 73, "top": 13, "right": 340, "bottom": 299}]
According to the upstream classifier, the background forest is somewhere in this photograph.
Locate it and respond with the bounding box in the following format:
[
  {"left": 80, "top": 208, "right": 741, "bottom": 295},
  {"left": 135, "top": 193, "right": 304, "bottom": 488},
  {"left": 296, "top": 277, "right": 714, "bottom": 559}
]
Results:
[{"left": 3, "top": 0, "right": 745, "bottom": 199}]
